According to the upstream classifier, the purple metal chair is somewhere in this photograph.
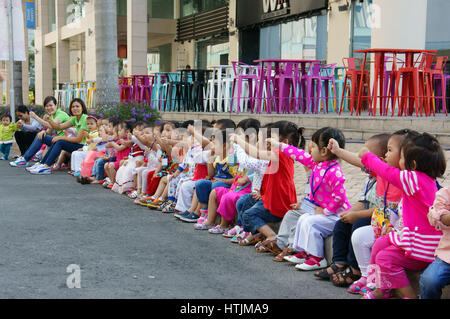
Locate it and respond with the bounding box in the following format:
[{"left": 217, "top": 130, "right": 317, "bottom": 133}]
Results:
[
  {"left": 318, "top": 63, "right": 338, "bottom": 114},
  {"left": 271, "top": 62, "right": 299, "bottom": 114},
  {"left": 231, "top": 62, "right": 260, "bottom": 114},
  {"left": 304, "top": 63, "right": 323, "bottom": 114}
]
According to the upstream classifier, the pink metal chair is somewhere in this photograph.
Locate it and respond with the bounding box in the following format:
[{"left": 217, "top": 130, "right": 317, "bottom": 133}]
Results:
[
  {"left": 271, "top": 62, "right": 299, "bottom": 114},
  {"left": 119, "top": 77, "right": 133, "bottom": 102},
  {"left": 304, "top": 63, "right": 323, "bottom": 114},
  {"left": 318, "top": 63, "right": 338, "bottom": 114},
  {"left": 230, "top": 62, "right": 260, "bottom": 114},
  {"left": 429, "top": 56, "right": 448, "bottom": 116}
]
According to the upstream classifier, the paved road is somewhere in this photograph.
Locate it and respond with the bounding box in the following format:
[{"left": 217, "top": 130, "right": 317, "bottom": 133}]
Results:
[{"left": 0, "top": 160, "right": 361, "bottom": 299}]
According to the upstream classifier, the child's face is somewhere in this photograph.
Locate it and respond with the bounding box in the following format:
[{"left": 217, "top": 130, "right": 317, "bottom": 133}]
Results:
[
  {"left": 163, "top": 124, "right": 173, "bottom": 138},
  {"left": 385, "top": 136, "right": 402, "bottom": 168},
  {"left": 2, "top": 117, "right": 11, "bottom": 126},
  {"left": 86, "top": 119, "right": 97, "bottom": 132},
  {"left": 310, "top": 141, "right": 327, "bottom": 162},
  {"left": 119, "top": 125, "right": 128, "bottom": 138},
  {"left": 153, "top": 127, "right": 161, "bottom": 138}
]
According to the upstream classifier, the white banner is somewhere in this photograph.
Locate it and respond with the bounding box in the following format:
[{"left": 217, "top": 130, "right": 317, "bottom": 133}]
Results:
[{"left": 0, "top": 0, "right": 26, "bottom": 61}]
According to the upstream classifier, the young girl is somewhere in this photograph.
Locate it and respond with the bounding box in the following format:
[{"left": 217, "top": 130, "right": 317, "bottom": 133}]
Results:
[
  {"left": 359, "top": 132, "right": 446, "bottom": 299},
  {"left": 313, "top": 134, "right": 389, "bottom": 286},
  {"left": 181, "top": 129, "right": 238, "bottom": 223},
  {"left": 420, "top": 186, "right": 450, "bottom": 299},
  {"left": 0, "top": 114, "right": 19, "bottom": 160},
  {"left": 69, "top": 116, "right": 99, "bottom": 176},
  {"left": 111, "top": 122, "right": 146, "bottom": 194},
  {"left": 233, "top": 121, "right": 303, "bottom": 247},
  {"left": 15, "top": 105, "right": 43, "bottom": 157},
  {"left": 103, "top": 121, "right": 133, "bottom": 188},
  {"left": 194, "top": 119, "right": 262, "bottom": 233},
  {"left": 334, "top": 130, "right": 417, "bottom": 294},
  {"left": 269, "top": 127, "right": 350, "bottom": 271}
]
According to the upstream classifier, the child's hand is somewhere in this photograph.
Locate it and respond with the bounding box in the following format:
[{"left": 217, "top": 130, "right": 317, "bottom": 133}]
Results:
[
  {"left": 187, "top": 124, "right": 194, "bottom": 135},
  {"left": 291, "top": 203, "right": 300, "bottom": 210},
  {"left": 266, "top": 138, "right": 280, "bottom": 150},
  {"left": 236, "top": 177, "right": 248, "bottom": 186},
  {"left": 358, "top": 146, "right": 370, "bottom": 159},
  {"left": 314, "top": 207, "right": 324, "bottom": 215},
  {"left": 327, "top": 138, "right": 341, "bottom": 155},
  {"left": 16, "top": 121, "right": 23, "bottom": 128},
  {"left": 43, "top": 114, "right": 51, "bottom": 122},
  {"left": 229, "top": 134, "right": 238, "bottom": 144},
  {"left": 251, "top": 190, "right": 262, "bottom": 200},
  {"left": 381, "top": 226, "right": 394, "bottom": 236},
  {"left": 340, "top": 210, "right": 359, "bottom": 224}
]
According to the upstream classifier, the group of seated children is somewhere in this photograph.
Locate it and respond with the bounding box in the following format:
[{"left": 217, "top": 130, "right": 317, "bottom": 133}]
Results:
[{"left": 6, "top": 96, "right": 449, "bottom": 299}]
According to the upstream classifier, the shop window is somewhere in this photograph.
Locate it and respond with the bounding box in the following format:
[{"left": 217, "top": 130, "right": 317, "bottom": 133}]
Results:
[
  {"left": 196, "top": 39, "right": 229, "bottom": 69},
  {"left": 117, "top": 0, "right": 127, "bottom": 17},
  {"left": 180, "top": 0, "right": 229, "bottom": 18},
  {"left": 148, "top": 44, "right": 172, "bottom": 73},
  {"left": 351, "top": 0, "right": 372, "bottom": 59},
  {"left": 65, "top": 0, "right": 86, "bottom": 25},
  {"left": 48, "top": 0, "right": 56, "bottom": 32},
  {"left": 148, "top": 0, "right": 174, "bottom": 19}
]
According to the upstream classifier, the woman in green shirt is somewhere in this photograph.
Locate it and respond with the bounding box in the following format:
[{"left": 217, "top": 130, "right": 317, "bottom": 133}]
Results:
[
  {"left": 29, "top": 98, "right": 90, "bottom": 175},
  {"left": 10, "top": 96, "right": 71, "bottom": 167}
]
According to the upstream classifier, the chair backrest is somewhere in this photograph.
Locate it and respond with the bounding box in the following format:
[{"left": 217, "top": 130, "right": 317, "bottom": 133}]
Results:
[
  {"left": 418, "top": 52, "right": 435, "bottom": 71},
  {"left": 319, "top": 63, "right": 337, "bottom": 78},
  {"left": 433, "top": 56, "right": 448, "bottom": 72},
  {"left": 308, "top": 62, "right": 322, "bottom": 76},
  {"left": 342, "top": 58, "right": 362, "bottom": 72}
]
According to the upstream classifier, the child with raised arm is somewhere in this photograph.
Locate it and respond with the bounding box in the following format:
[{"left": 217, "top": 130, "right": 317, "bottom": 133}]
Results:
[
  {"left": 269, "top": 127, "right": 351, "bottom": 271},
  {"left": 358, "top": 132, "right": 446, "bottom": 299}
]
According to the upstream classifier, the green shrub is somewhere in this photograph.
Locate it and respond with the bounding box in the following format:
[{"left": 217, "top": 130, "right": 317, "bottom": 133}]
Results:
[{"left": 94, "top": 101, "right": 162, "bottom": 124}]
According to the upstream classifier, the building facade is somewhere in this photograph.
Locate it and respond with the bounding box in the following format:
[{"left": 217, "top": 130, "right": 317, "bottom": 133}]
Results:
[{"left": 31, "top": 0, "right": 450, "bottom": 106}]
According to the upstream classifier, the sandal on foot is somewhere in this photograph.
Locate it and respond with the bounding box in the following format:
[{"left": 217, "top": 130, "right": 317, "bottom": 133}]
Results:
[
  {"left": 348, "top": 277, "right": 367, "bottom": 295},
  {"left": 314, "top": 263, "right": 347, "bottom": 281},
  {"left": 331, "top": 267, "right": 361, "bottom": 288},
  {"left": 362, "top": 289, "right": 392, "bottom": 300},
  {"left": 238, "top": 233, "right": 264, "bottom": 246},
  {"left": 258, "top": 238, "right": 282, "bottom": 255},
  {"left": 255, "top": 239, "right": 273, "bottom": 253},
  {"left": 273, "top": 248, "right": 294, "bottom": 262}
]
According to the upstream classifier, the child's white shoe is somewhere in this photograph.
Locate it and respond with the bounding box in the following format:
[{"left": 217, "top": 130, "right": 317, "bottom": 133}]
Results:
[{"left": 295, "top": 257, "right": 328, "bottom": 271}]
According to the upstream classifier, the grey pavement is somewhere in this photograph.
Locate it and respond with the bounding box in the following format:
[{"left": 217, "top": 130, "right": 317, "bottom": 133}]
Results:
[{"left": 0, "top": 159, "right": 358, "bottom": 299}]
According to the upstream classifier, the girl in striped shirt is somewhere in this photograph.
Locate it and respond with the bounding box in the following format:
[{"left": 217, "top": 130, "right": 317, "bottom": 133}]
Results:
[{"left": 359, "top": 132, "right": 446, "bottom": 299}]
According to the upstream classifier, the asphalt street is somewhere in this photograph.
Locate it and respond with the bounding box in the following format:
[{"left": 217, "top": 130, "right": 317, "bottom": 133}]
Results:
[{"left": 0, "top": 160, "right": 358, "bottom": 299}]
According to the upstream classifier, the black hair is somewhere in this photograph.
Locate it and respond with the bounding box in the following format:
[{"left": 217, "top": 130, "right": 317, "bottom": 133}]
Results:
[
  {"left": 163, "top": 121, "right": 177, "bottom": 130},
  {"left": 368, "top": 133, "right": 391, "bottom": 158},
  {"left": 2, "top": 114, "right": 12, "bottom": 122},
  {"left": 68, "top": 98, "right": 88, "bottom": 116},
  {"left": 181, "top": 120, "right": 195, "bottom": 128},
  {"left": 16, "top": 105, "right": 29, "bottom": 114},
  {"left": 122, "top": 120, "right": 134, "bottom": 132},
  {"left": 215, "top": 119, "right": 236, "bottom": 130},
  {"left": 270, "top": 121, "right": 305, "bottom": 149},
  {"left": 43, "top": 96, "right": 57, "bottom": 107},
  {"left": 401, "top": 133, "right": 446, "bottom": 179},
  {"left": 312, "top": 127, "right": 346, "bottom": 160},
  {"left": 238, "top": 118, "right": 261, "bottom": 134}
]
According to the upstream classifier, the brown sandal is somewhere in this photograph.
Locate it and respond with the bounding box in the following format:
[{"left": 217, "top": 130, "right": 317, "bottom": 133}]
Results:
[
  {"left": 273, "top": 248, "right": 294, "bottom": 262},
  {"left": 258, "top": 239, "right": 282, "bottom": 256},
  {"left": 331, "top": 267, "right": 361, "bottom": 287},
  {"left": 255, "top": 240, "right": 271, "bottom": 253}
]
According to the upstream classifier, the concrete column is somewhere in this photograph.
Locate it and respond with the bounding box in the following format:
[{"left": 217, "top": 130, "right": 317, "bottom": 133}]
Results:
[
  {"left": 127, "top": 0, "right": 148, "bottom": 75},
  {"left": 84, "top": 0, "right": 97, "bottom": 81},
  {"left": 327, "top": 0, "right": 352, "bottom": 66},
  {"left": 228, "top": 0, "right": 238, "bottom": 64},
  {"left": 34, "top": 0, "right": 53, "bottom": 105},
  {"left": 55, "top": 0, "right": 70, "bottom": 85},
  {"left": 371, "top": 0, "right": 427, "bottom": 49}
]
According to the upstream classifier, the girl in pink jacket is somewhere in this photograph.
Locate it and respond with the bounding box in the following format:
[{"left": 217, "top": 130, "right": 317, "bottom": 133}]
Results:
[{"left": 360, "top": 133, "right": 446, "bottom": 299}]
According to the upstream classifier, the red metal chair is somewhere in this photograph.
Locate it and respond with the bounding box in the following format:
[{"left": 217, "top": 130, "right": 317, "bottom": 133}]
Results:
[
  {"left": 119, "top": 77, "right": 134, "bottom": 102},
  {"left": 339, "top": 58, "right": 371, "bottom": 115},
  {"left": 394, "top": 52, "right": 435, "bottom": 117}
]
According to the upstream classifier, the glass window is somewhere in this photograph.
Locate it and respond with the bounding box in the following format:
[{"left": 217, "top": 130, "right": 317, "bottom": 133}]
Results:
[
  {"left": 196, "top": 39, "right": 229, "bottom": 69},
  {"left": 117, "top": 0, "right": 127, "bottom": 17},
  {"left": 279, "top": 15, "right": 327, "bottom": 60},
  {"left": 148, "top": 0, "right": 174, "bottom": 19},
  {"left": 148, "top": 44, "right": 172, "bottom": 73},
  {"left": 48, "top": 0, "right": 56, "bottom": 32},
  {"left": 351, "top": 0, "right": 372, "bottom": 59},
  {"left": 65, "top": 0, "right": 86, "bottom": 25},
  {"left": 260, "top": 25, "right": 281, "bottom": 60},
  {"left": 181, "top": 0, "right": 229, "bottom": 18}
]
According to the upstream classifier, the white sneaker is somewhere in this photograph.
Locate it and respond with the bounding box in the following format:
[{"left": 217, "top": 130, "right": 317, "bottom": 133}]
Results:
[
  {"left": 26, "top": 162, "right": 42, "bottom": 172},
  {"left": 284, "top": 255, "right": 308, "bottom": 264},
  {"left": 28, "top": 164, "right": 46, "bottom": 174},
  {"left": 30, "top": 166, "right": 51, "bottom": 175},
  {"left": 295, "top": 258, "right": 328, "bottom": 271},
  {"left": 9, "top": 157, "right": 29, "bottom": 167}
]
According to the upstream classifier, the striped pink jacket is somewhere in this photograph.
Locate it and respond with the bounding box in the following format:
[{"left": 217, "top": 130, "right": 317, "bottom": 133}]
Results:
[{"left": 361, "top": 153, "right": 443, "bottom": 263}]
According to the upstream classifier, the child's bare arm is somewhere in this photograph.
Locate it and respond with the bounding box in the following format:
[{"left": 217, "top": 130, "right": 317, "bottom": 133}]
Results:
[{"left": 328, "top": 138, "right": 364, "bottom": 168}]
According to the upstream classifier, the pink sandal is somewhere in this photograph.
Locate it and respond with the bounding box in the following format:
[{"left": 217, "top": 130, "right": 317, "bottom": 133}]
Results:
[
  {"left": 362, "top": 289, "right": 392, "bottom": 299},
  {"left": 348, "top": 277, "right": 367, "bottom": 295}
]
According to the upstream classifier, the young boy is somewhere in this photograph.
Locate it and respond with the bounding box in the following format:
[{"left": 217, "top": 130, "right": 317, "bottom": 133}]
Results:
[{"left": 0, "top": 115, "right": 19, "bottom": 160}]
